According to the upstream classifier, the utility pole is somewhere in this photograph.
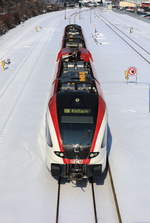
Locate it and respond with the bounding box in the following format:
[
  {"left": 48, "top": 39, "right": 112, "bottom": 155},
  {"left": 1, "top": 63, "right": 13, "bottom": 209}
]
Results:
[
  {"left": 79, "top": 2, "right": 81, "bottom": 20},
  {"left": 64, "top": 2, "right": 67, "bottom": 20}
]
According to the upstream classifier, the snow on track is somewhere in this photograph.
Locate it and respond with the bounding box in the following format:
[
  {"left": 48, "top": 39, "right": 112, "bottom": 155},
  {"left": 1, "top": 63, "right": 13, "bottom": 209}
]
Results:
[
  {"left": 57, "top": 174, "right": 119, "bottom": 223},
  {"left": 58, "top": 181, "right": 95, "bottom": 223},
  {"left": 94, "top": 173, "right": 120, "bottom": 223}
]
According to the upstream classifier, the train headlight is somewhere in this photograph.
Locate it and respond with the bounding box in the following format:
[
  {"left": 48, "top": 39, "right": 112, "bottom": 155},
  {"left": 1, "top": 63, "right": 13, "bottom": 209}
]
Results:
[
  {"left": 89, "top": 152, "right": 99, "bottom": 158},
  {"left": 54, "top": 151, "right": 64, "bottom": 158}
]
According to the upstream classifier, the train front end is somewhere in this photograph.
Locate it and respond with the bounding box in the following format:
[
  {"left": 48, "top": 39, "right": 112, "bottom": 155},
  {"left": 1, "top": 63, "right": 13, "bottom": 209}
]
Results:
[{"left": 46, "top": 85, "right": 107, "bottom": 181}]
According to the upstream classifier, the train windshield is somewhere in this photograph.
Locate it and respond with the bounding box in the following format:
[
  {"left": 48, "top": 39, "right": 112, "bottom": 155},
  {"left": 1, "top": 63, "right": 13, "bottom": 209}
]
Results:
[
  {"left": 61, "top": 116, "right": 93, "bottom": 124},
  {"left": 57, "top": 91, "right": 98, "bottom": 146}
]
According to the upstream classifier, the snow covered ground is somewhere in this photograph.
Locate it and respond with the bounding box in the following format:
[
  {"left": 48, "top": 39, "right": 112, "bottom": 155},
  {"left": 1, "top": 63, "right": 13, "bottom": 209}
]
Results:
[
  {"left": 86, "top": 8, "right": 150, "bottom": 223},
  {"left": 0, "top": 7, "right": 150, "bottom": 223}
]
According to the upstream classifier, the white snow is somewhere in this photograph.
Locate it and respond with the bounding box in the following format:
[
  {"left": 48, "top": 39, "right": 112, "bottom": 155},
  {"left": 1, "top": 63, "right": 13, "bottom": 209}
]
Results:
[{"left": 0, "top": 7, "right": 150, "bottom": 223}]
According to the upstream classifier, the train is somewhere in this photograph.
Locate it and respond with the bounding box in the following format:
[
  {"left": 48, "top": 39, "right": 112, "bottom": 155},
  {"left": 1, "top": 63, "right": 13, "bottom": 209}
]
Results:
[{"left": 46, "top": 24, "right": 107, "bottom": 181}]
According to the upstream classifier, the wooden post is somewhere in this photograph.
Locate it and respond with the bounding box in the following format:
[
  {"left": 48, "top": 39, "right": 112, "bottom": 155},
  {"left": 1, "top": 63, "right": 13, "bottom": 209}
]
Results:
[
  {"left": 0, "top": 60, "right": 5, "bottom": 71},
  {"left": 64, "top": 2, "right": 67, "bottom": 20},
  {"left": 125, "top": 70, "right": 129, "bottom": 84}
]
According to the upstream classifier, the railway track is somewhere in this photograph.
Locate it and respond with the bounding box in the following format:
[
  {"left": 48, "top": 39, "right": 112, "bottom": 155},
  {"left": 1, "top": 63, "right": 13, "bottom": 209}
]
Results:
[
  {"left": 55, "top": 172, "right": 122, "bottom": 223},
  {"left": 95, "top": 11, "right": 150, "bottom": 65},
  {"left": 0, "top": 8, "right": 133, "bottom": 223},
  {"left": 55, "top": 179, "right": 98, "bottom": 223},
  {"left": 0, "top": 32, "right": 49, "bottom": 135},
  {"left": 0, "top": 19, "right": 61, "bottom": 138},
  {"left": 53, "top": 10, "right": 123, "bottom": 223},
  {"left": 0, "top": 15, "right": 61, "bottom": 99},
  {"left": 108, "top": 167, "right": 122, "bottom": 223},
  {"left": 91, "top": 180, "right": 98, "bottom": 223},
  {"left": 56, "top": 178, "right": 61, "bottom": 223},
  {"left": 67, "top": 8, "right": 90, "bottom": 24},
  {"left": 0, "top": 32, "right": 45, "bottom": 98}
]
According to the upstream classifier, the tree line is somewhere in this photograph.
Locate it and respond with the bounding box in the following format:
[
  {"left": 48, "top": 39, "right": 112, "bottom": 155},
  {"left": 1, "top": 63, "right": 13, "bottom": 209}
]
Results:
[{"left": 0, "top": 0, "right": 64, "bottom": 35}]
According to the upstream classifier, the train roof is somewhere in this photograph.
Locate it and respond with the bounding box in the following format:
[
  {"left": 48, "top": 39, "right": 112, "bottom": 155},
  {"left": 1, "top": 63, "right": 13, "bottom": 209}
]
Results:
[
  {"left": 57, "top": 48, "right": 92, "bottom": 62},
  {"left": 54, "top": 25, "right": 100, "bottom": 97},
  {"left": 57, "top": 90, "right": 98, "bottom": 109},
  {"left": 59, "top": 70, "right": 93, "bottom": 82},
  {"left": 65, "top": 24, "right": 82, "bottom": 31}
]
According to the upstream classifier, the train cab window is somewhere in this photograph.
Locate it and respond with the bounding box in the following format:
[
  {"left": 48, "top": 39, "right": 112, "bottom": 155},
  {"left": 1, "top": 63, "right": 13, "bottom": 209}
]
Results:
[
  {"left": 57, "top": 92, "right": 98, "bottom": 145},
  {"left": 46, "top": 125, "right": 53, "bottom": 147},
  {"left": 61, "top": 116, "right": 93, "bottom": 124}
]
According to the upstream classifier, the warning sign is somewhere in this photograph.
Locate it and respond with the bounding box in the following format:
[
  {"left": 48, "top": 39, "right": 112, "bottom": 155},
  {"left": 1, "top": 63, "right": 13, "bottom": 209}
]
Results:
[
  {"left": 125, "top": 66, "right": 137, "bottom": 83},
  {"left": 128, "top": 67, "right": 137, "bottom": 76}
]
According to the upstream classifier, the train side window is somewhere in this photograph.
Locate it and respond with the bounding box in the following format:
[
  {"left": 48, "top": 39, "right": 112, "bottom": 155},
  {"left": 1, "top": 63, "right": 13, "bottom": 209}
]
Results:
[
  {"left": 46, "top": 125, "right": 53, "bottom": 147},
  {"left": 101, "top": 127, "right": 107, "bottom": 148}
]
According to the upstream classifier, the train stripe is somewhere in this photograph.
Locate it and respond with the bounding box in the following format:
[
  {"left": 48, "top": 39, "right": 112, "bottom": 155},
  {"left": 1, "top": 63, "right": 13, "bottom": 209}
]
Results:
[
  {"left": 83, "top": 96, "right": 106, "bottom": 164},
  {"left": 49, "top": 95, "right": 69, "bottom": 164}
]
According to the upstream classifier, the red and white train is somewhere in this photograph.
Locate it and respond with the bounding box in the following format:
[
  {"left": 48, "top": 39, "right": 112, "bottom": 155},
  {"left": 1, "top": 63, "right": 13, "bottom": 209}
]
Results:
[{"left": 46, "top": 24, "right": 107, "bottom": 181}]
